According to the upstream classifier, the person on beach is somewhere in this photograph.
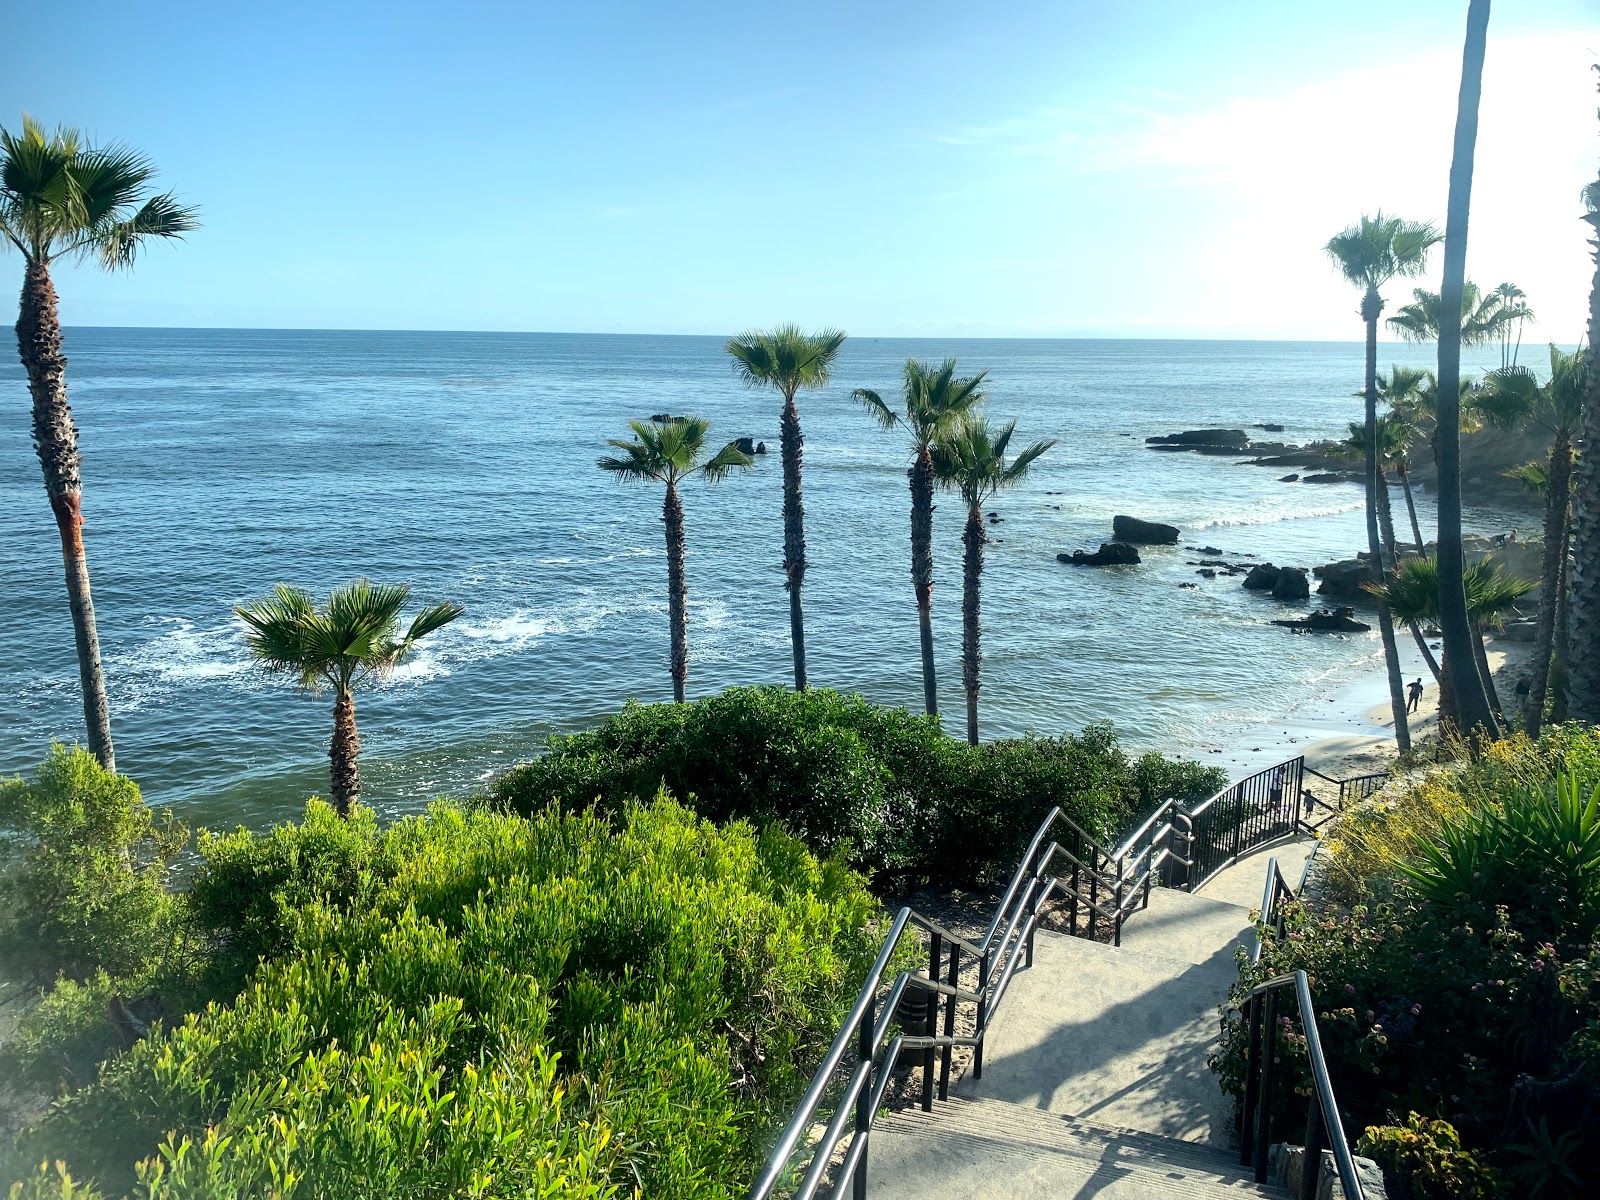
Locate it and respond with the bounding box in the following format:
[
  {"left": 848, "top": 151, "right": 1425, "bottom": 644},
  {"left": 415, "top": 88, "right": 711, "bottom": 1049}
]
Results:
[{"left": 1407, "top": 678, "right": 1424, "bottom": 714}]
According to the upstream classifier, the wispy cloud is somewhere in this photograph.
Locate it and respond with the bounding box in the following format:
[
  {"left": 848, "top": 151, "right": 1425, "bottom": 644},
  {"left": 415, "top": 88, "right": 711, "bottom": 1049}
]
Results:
[{"left": 600, "top": 204, "right": 645, "bottom": 219}]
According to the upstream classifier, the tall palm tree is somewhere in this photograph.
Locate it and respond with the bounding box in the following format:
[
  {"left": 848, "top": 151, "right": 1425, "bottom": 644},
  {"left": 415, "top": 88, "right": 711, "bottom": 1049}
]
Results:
[
  {"left": 1, "top": 117, "right": 198, "bottom": 771},
  {"left": 1568, "top": 166, "right": 1600, "bottom": 723},
  {"left": 1325, "top": 211, "right": 1441, "bottom": 753},
  {"left": 1432, "top": 0, "right": 1501, "bottom": 740},
  {"left": 1386, "top": 279, "right": 1534, "bottom": 363},
  {"left": 932, "top": 415, "right": 1054, "bottom": 746},
  {"left": 235, "top": 581, "right": 462, "bottom": 817},
  {"left": 597, "top": 417, "right": 754, "bottom": 703},
  {"left": 1479, "top": 345, "right": 1587, "bottom": 733},
  {"left": 1377, "top": 367, "right": 1432, "bottom": 552},
  {"left": 725, "top": 325, "right": 847, "bottom": 691},
  {"left": 852, "top": 358, "right": 988, "bottom": 718}
]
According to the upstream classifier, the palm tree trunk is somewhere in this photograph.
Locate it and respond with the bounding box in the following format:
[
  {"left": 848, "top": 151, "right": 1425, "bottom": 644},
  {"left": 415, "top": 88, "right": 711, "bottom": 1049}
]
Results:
[
  {"left": 1553, "top": 519, "right": 1572, "bottom": 724},
  {"left": 1398, "top": 461, "right": 1426, "bottom": 555},
  {"left": 1471, "top": 619, "right": 1505, "bottom": 720},
  {"left": 1376, "top": 467, "right": 1400, "bottom": 571},
  {"left": 16, "top": 259, "right": 115, "bottom": 772},
  {"left": 1525, "top": 432, "right": 1572, "bottom": 734},
  {"left": 909, "top": 446, "right": 939, "bottom": 719},
  {"left": 330, "top": 690, "right": 360, "bottom": 817},
  {"left": 1434, "top": 0, "right": 1500, "bottom": 740},
  {"left": 1438, "top": 646, "right": 1459, "bottom": 731},
  {"left": 664, "top": 481, "right": 688, "bottom": 704},
  {"left": 961, "top": 503, "right": 985, "bottom": 746},
  {"left": 1409, "top": 621, "right": 1443, "bottom": 682},
  {"left": 780, "top": 392, "right": 809, "bottom": 691},
  {"left": 1364, "top": 305, "right": 1413, "bottom": 753},
  {"left": 1567, "top": 171, "right": 1600, "bottom": 721}
]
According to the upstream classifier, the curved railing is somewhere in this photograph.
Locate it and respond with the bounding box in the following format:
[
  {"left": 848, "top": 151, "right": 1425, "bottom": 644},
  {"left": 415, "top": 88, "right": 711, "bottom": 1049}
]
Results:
[
  {"left": 749, "top": 755, "right": 1357, "bottom": 1200},
  {"left": 1236, "top": 854, "right": 1365, "bottom": 1200}
]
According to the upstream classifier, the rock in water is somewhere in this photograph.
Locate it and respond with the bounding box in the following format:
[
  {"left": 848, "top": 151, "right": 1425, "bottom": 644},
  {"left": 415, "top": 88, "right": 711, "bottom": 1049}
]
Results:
[
  {"left": 1271, "top": 567, "right": 1310, "bottom": 600},
  {"left": 755, "top": 441, "right": 768, "bottom": 454},
  {"left": 1272, "top": 607, "right": 1371, "bottom": 633},
  {"left": 1316, "top": 558, "right": 1377, "bottom": 598},
  {"left": 1242, "top": 563, "right": 1281, "bottom": 590},
  {"left": 1059, "top": 542, "right": 1141, "bottom": 566},
  {"left": 1145, "top": 429, "right": 1250, "bottom": 447},
  {"left": 1112, "top": 515, "right": 1180, "bottom": 544},
  {"left": 1278, "top": 473, "right": 1300, "bottom": 483},
  {"left": 733, "top": 436, "right": 756, "bottom": 454}
]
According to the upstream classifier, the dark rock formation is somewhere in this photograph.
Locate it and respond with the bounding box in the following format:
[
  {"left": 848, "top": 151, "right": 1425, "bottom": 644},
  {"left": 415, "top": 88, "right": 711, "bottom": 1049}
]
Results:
[
  {"left": 651, "top": 413, "right": 687, "bottom": 424},
  {"left": 1195, "top": 545, "right": 1223, "bottom": 556},
  {"left": 1196, "top": 568, "right": 1216, "bottom": 579},
  {"left": 1146, "top": 429, "right": 1250, "bottom": 447},
  {"left": 1316, "top": 559, "right": 1377, "bottom": 598},
  {"left": 1255, "top": 423, "right": 1286, "bottom": 432},
  {"left": 1302, "top": 473, "right": 1348, "bottom": 484},
  {"left": 1178, "top": 582, "right": 1199, "bottom": 589},
  {"left": 1242, "top": 563, "right": 1281, "bottom": 590},
  {"left": 1113, "top": 515, "right": 1180, "bottom": 544},
  {"left": 1271, "top": 567, "right": 1310, "bottom": 600},
  {"left": 1278, "top": 474, "right": 1300, "bottom": 483},
  {"left": 1272, "top": 607, "right": 1372, "bottom": 633},
  {"left": 1060, "top": 542, "right": 1141, "bottom": 567},
  {"left": 733, "top": 436, "right": 756, "bottom": 454},
  {"left": 756, "top": 441, "right": 768, "bottom": 454}
]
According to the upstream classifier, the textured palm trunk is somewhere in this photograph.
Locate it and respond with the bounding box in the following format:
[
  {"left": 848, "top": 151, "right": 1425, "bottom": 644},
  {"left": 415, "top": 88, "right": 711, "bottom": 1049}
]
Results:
[
  {"left": 16, "top": 260, "right": 115, "bottom": 771},
  {"left": 909, "top": 446, "right": 939, "bottom": 718},
  {"left": 1470, "top": 619, "right": 1505, "bottom": 719},
  {"left": 961, "top": 503, "right": 985, "bottom": 747},
  {"left": 780, "top": 393, "right": 809, "bottom": 691},
  {"left": 1438, "top": 647, "right": 1459, "bottom": 732},
  {"left": 1376, "top": 467, "right": 1400, "bottom": 571},
  {"left": 1363, "top": 303, "right": 1412, "bottom": 752},
  {"left": 1525, "top": 433, "right": 1572, "bottom": 734},
  {"left": 1397, "top": 462, "right": 1425, "bottom": 555},
  {"left": 1408, "top": 621, "right": 1443, "bottom": 683},
  {"left": 330, "top": 690, "right": 360, "bottom": 817},
  {"left": 664, "top": 481, "right": 689, "bottom": 704},
  {"left": 1552, "top": 522, "right": 1571, "bottom": 724},
  {"left": 1434, "top": 0, "right": 1500, "bottom": 740},
  {"left": 1567, "top": 183, "right": 1600, "bottom": 720}
]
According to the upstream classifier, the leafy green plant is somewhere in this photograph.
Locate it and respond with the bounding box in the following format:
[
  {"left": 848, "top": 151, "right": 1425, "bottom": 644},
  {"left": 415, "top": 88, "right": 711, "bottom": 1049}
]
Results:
[
  {"left": 1356, "top": 1113, "right": 1500, "bottom": 1200},
  {"left": 1505, "top": 1119, "right": 1586, "bottom": 1199}
]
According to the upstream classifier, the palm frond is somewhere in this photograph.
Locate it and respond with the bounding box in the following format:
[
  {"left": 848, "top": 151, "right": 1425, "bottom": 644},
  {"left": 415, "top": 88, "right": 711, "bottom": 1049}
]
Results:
[
  {"left": 93, "top": 192, "right": 200, "bottom": 269},
  {"left": 852, "top": 387, "right": 900, "bottom": 431},
  {"left": 725, "top": 325, "right": 847, "bottom": 396},
  {"left": 1503, "top": 460, "right": 1550, "bottom": 496},
  {"left": 699, "top": 441, "right": 756, "bottom": 483}
]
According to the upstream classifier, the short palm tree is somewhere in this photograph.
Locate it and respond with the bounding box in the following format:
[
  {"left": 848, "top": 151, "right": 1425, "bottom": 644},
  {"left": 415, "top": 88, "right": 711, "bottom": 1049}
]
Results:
[
  {"left": 1378, "top": 366, "right": 1439, "bottom": 551},
  {"left": 853, "top": 358, "right": 988, "bottom": 719},
  {"left": 725, "top": 325, "right": 847, "bottom": 691},
  {"left": 1, "top": 117, "right": 198, "bottom": 771},
  {"left": 1325, "top": 212, "right": 1441, "bottom": 753},
  {"left": 1329, "top": 414, "right": 1417, "bottom": 560},
  {"left": 235, "top": 580, "right": 462, "bottom": 816},
  {"left": 598, "top": 417, "right": 754, "bottom": 703},
  {"left": 932, "top": 415, "right": 1054, "bottom": 746},
  {"left": 1479, "top": 345, "right": 1587, "bottom": 733},
  {"left": 1386, "top": 280, "right": 1534, "bottom": 365}
]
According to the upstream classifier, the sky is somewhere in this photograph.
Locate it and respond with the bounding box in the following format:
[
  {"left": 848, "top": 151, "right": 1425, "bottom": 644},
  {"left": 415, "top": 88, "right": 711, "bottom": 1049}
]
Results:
[{"left": 2, "top": 0, "right": 1597, "bottom": 340}]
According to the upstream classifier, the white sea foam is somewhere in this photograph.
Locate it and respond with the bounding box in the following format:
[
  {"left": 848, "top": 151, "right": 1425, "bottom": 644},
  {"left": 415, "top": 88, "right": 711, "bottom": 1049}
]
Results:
[{"left": 1189, "top": 501, "right": 1364, "bottom": 529}]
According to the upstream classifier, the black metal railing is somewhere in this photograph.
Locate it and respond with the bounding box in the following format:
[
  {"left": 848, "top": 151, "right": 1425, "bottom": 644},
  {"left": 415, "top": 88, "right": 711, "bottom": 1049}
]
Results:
[
  {"left": 748, "top": 755, "right": 1354, "bottom": 1200},
  {"left": 1236, "top": 855, "right": 1365, "bottom": 1200},
  {"left": 1302, "top": 766, "right": 1387, "bottom": 830}
]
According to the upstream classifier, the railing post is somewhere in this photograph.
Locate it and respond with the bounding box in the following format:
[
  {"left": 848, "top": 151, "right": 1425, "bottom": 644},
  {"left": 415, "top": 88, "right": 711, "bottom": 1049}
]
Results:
[
  {"left": 1113, "top": 860, "right": 1125, "bottom": 947},
  {"left": 974, "top": 952, "right": 989, "bottom": 1079},
  {"left": 1239, "top": 994, "right": 1263, "bottom": 1166},
  {"left": 1254, "top": 989, "right": 1278, "bottom": 1184},
  {"left": 1301, "top": 1087, "right": 1326, "bottom": 1200},
  {"left": 922, "top": 933, "right": 940, "bottom": 1112},
  {"left": 854, "top": 997, "right": 874, "bottom": 1200},
  {"left": 1070, "top": 857, "right": 1081, "bottom": 936},
  {"left": 1089, "top": 860, "right": 1100, "bottom": 941},
  {"left": 1178, "top": 809, "right": 1195, "bottom": 891},
  {"left": 939, "top": 943, "right": 959, "bottom": 1101}
]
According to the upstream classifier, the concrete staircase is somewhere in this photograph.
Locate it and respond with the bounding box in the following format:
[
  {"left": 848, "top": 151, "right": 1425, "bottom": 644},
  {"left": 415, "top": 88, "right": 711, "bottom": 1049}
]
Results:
[{"left": 866, "top": 838, "right": 1318, "bottom": 1199}]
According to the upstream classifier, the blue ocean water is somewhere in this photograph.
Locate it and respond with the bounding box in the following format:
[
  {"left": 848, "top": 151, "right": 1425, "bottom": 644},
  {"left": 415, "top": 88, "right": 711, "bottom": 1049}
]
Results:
[{"left": 1, "top": 330, "right": 1525, "bottom": 826}]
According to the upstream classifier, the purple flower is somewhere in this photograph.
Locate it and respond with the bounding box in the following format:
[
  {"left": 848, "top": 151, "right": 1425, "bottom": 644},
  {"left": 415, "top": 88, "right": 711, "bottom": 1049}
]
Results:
[
  {"left": 1345, "top": 984, "right": 1356, "bottom": 995},
  {"left": 1409, "top": 1004, "right": 1421, "bottom": 1014}
]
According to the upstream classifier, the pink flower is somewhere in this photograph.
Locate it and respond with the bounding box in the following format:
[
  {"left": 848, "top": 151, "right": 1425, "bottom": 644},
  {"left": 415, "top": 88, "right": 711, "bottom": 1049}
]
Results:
[
  {"left": 1345, "top": 984, "right": 1356, "bottom": 994},
  {"left": 1409, "top": 1004, "right": 1421, "bottom": 1014}
]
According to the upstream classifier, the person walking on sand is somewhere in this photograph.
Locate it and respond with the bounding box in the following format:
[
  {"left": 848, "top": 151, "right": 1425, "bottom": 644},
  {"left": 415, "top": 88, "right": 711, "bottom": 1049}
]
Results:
[{"left": 1406, "top": 678, "right": 1424, "bottom": 714}]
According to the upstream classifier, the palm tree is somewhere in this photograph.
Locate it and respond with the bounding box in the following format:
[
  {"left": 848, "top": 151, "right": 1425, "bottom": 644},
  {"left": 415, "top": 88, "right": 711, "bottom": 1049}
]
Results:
[
  {"left": 1567, "top": 167, "right": 1600, "bottom": 723},
  {"left": 1479, "top": 345, "right": 1587, "bottom": 733},
  {"left": 1377, "top": 367, "right": 1432, "bottom": 552},
  {"left": 1325, "top": 212, "right": 1441, "bottom": 753},
  {"left": 1432, "top": 0, "right": 1501, "bottom": 740},
  {"left": 598, "top": 417, "right": 754, "bottom": 703},
  {"left": 1329, "top": 414, "right": 1418, "bottom": 559},
  {"left": 1386, "top": 279, "right": 1534, "bottom": 364},
  {"left": 725, "top": 325, "right": 847, "bottom": 691},
  {"left": 852, "top": 359, "right": 988, "bottom": 719},
  {"left": 1, "top": 117, "right": 198, "bottom": 771},
  {"left": 235, "top": 580, "right": 462, "bottom": 816},
  {"left": 931, "top": 415, "right": 1054, "bottom": 746}
]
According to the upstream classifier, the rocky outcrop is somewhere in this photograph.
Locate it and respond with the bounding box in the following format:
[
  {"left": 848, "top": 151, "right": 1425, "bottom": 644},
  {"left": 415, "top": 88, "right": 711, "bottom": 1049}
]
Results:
[
  {"left": 1302, "top": 473, "right": 1349, "bottom": 484},
  {"left": 756, "top": 441, "right": 768, "bottom": 454},
  {"left": 1271, "top": 567, "right": 1310, "bottom": 600},
  {"left": 1316, "top": 558, "right": 1377, "bottom": 598},
  {"left": 1242, "top": 563, "right": 1281, "bottom": 590},
  {"left": 1272, "top": 607, "right": 1372, "bottom": 633},
  {"left": 733, "top": 436, "right": 756, "bottom": 454},
  {"left": 1145, "top": 429, "right": 1249, "bottom": 448},
  {"left": 1060, "top": 543, "right": 1140, "bottom": 566},
  {"left": 1112, "top": 515, "right": 1180, "bottom": 544},
  {"left": 1278, "top": 474, "right": 1300, "bottom": 483}
]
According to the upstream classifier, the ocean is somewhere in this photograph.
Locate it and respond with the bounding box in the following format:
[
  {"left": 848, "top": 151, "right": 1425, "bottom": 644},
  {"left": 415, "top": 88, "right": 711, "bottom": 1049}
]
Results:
[{"left": 1, "top": 329, "right": 1528, "bottom": 828}]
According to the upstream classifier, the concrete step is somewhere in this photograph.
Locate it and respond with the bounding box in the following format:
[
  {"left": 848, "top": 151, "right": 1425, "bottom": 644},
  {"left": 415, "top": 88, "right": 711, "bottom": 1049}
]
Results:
[
  {"left": 961, "top": 916, "right": 1244, "bottom": 1144},
  {"left": 1114, "top": 886, "right": 1257, "bottom": 966},
  {"left": 867, "top": 1096, "right": 1283, "bottom": 1199},
  {"left": 1195, "top": 837, "right": 1318, "bottom": 911}
]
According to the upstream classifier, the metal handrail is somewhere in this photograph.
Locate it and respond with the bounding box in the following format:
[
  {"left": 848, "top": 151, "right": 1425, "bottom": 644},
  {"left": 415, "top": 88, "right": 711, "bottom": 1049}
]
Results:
[{"left": 1237, "top": 856, "right": 1364, "bottom": 1200}]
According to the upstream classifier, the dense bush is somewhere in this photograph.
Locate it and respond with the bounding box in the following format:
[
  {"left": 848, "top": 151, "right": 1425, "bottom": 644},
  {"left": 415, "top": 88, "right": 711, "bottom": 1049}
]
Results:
[
  {"left": 0, "top": 746, "right": 187, "bottom": 986},
  {"left": 489, "top": 687, "right": 1224, "bottom": 887},
  {"left": 1213, "top": 728, "right": 1600, "bottom": 1195},
  {"left": 4, "top": 794, "right": 880, "bottom": 1199}
]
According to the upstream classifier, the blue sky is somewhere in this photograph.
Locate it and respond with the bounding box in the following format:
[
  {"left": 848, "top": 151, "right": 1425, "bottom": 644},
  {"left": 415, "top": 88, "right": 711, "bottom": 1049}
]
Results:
[{"left": 3, "top": 0, "right": 1596, "bottom": 338}]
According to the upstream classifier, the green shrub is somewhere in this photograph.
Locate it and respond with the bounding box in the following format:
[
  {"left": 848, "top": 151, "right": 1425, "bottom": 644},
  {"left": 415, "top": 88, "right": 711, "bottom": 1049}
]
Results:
[
  {"left": 489, "top": 687, "right": 1222, "bottom": 887},
  {"left": 4, "top": 794, "right": 880, "bottom": 1200},
  {"left": 0, "top": 746, "right": 187, "bottom": 984},
  {"left": 1356, "top": 1113, "right": 1500, "bottom": 1200}
]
